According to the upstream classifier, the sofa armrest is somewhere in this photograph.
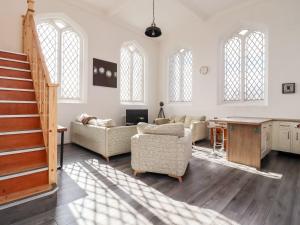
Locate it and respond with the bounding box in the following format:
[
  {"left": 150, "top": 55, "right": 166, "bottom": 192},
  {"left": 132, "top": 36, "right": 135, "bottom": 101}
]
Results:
[
  {"left": 106, "top": 126, "right": 137, "bottom": 156},
  {"left": 154, "top": 118, "right": 170, "bottom": 125},
  {"left": 190, "top": 121, "right": 207, "bottom": 142}
]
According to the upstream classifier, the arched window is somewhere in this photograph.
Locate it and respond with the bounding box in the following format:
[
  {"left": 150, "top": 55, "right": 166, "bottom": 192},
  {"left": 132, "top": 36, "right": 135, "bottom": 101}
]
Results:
[
  {"left": 120, "top": 42, "right": 145, "bottom": 103},
  {"left": 37, "top": 18, "right": 83, "bottom": 102},
  {"left": 223, "top": 29, "right": 266, "bottom": 103},
  {"left": 169, "top": 49, "right": 193, "bottom": 103}
]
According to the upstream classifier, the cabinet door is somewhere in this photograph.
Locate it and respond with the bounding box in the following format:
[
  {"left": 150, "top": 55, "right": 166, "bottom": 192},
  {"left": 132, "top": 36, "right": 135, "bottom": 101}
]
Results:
[
  {"left": 261, "top": 126, "right": 267, "bottom": 155},
  {"left": 292, "top": 129, "right": 300, "bottom": 154},
  {"left": 278, "top": 126, "right": 291, "bottom": 152}
]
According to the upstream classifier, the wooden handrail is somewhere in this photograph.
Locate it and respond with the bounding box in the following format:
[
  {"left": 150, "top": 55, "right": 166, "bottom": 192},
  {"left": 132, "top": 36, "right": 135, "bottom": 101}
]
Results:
[{"left": 23, "top": 0, "right": 58, "bottom": 185}]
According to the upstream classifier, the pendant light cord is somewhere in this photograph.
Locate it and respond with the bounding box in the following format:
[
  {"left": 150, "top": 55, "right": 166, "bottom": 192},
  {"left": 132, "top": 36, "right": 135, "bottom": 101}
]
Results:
[{"left": 152, "top": 0, "right": 155, "bottom": 24}]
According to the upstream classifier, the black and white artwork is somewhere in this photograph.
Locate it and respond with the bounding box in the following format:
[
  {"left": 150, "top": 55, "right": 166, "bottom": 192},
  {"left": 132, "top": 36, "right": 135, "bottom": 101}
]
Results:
[
  {"left": 282, "top": 83, "right": 296, "bottom": 94},
  {"left": 93, "top": 58, "right": 117, "bottom": 88}
]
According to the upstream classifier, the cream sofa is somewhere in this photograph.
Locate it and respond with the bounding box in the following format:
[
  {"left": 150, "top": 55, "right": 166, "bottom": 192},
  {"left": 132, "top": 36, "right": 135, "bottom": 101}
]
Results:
[
  {"left": 155, "top": 115, "right": 207, "bottom": 144},
  {"left": 71, "top": 121, "right": 137, "bottom": 161},
  {"left": 131, "top": 123, "right": 192, "bottom": 182}
]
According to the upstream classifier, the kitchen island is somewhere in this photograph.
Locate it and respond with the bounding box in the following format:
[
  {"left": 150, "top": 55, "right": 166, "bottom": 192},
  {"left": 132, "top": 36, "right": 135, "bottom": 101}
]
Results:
[{"left": 211, "top": 117, "right": 273, "bottom": 169}]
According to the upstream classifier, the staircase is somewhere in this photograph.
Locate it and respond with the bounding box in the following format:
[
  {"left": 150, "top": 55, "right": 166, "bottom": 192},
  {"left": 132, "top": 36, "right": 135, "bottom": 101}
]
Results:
[
  {"left": 0, "top": 2, "right": 58, "bottom": 223},
  {"left": 0, "top": 50, "right": 54, "bottom": 206}
]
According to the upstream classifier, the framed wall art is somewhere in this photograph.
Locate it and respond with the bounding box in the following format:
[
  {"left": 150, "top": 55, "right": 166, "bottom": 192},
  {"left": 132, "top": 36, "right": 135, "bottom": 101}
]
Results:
[
  {"left": 93, "top": 58, "right": 117, "bottom": 88},
  {"left": 282, "top": 83, "right": 296, "bottom": 94}
]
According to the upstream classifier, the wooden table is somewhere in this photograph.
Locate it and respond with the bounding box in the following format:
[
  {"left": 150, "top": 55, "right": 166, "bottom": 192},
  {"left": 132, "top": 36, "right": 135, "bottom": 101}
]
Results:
[
  {"left": 57, "top": 125, "right": 67, "bottom": 170},
  {"left": 210, "top": 118, "right": 272, "bottom": 169}
]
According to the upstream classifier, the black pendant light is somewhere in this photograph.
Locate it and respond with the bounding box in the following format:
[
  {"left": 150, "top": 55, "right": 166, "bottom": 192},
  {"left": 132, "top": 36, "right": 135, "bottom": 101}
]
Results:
[{"left": 145, "top": 0, "right": 162, "bottom": 38}]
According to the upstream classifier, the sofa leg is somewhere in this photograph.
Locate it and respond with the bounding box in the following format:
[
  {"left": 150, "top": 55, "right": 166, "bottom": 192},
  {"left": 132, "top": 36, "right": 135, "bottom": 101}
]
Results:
[
  {"left": 105, "top": 157, "right": 110, "bottom": 163},
  {"left": 133, "top": 170, "right": 144, "bottom": 176},
  {"left": 169, "top": 174, "right": 183, "bottom": 183}
]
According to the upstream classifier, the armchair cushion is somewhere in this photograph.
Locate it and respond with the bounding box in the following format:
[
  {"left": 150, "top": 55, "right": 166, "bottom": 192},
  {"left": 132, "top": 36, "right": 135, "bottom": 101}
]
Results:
[
  {"left": 170, "top": 115, "right": 186, "bottom": 123},
  {"left": 184, "top": 116, "right": 206, "bottom": 128},
  {"left": 137, "top": 122, "right": 185, "bottom": 138}
]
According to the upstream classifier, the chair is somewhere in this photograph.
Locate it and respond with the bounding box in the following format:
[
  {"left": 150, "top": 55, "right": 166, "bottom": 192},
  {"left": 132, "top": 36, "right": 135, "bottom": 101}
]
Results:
[
  {"left": 207, "top": 122, "right": 227, "bottom": 156},
  {"left": 131, "top": 125, "right": 192, "bottom": 183}
]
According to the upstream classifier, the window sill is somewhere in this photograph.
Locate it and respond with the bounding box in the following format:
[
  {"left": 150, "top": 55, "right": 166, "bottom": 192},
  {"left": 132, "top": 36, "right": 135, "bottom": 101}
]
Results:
[
  {"left": 168, "top": 101, "right": 192, "bottom": 106},
  {"left": 58, "top": 99, "right": 86, "bottom": 104},
  {"left": 121, "top": 102, "right": 147, "bottom": 106},
  {"left": 220, "top": 101, "right": 268, "bottom": 107}
]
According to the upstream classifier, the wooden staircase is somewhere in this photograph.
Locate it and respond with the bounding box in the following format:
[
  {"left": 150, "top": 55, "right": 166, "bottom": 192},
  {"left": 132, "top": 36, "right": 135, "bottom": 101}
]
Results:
[
  {"left": 0, "top": 50, "right": 53, "bottom": 205},
  {"left": 0, "top": 1, "right": 58, "bottom": 218}
]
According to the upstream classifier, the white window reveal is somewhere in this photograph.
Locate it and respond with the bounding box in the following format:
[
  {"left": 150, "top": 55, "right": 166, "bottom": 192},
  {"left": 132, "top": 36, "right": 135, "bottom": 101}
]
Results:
[
  {"left": 223, "top": 29, "right": 266, "bottom": 103},
  {"left": 169, "top": 49, "right": 193, "bottom": 103},
  {"left": 120, "top": 42, "right": 145, "bottom": 104},
  {"left": 37, "top": 19, "right": 83, "bottom": 102}
]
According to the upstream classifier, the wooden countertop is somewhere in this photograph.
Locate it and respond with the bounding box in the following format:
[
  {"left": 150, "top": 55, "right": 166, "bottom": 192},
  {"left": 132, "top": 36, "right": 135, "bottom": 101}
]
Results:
[{"left": 210, "top": 117, "right": 273, "bottom": 125}]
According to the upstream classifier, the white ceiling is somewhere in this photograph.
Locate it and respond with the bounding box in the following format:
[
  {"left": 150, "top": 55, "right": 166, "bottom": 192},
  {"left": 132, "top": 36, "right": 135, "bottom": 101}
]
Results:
[{"left": 69, "top": 0, "right": 261, "bottom": 37}]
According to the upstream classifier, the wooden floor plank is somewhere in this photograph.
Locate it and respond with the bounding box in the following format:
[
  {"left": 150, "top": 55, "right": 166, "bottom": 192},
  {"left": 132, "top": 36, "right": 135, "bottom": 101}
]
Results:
[{"left": 7, "top": 143, "right": 300, "bottom": 225}]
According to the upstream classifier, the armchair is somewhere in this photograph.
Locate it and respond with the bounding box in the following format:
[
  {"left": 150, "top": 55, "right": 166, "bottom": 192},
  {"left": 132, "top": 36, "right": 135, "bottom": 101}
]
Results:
[{"left": 131, "top": 127, "right": 192, "bottom": 182}]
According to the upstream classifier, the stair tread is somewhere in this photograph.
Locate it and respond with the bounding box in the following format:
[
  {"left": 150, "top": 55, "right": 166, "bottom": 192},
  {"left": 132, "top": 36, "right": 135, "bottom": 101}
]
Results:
[
  {"left": 0, "top": 144, "right": 45, "bottom": 153},
  {"left": 0, "top": 184, "right": 53, "bottom": 205},
  {"left": 0, "top": 162, "right": 47, "bottom": 177},
  {"left": 0, "top": 57, "right": 29, "bottom": 64},
  {"left": 0, "top": 129, "right": 42, "bottom": 135},
  {"left": 0, "top": 146, "right": 45, "bottom": 156}
]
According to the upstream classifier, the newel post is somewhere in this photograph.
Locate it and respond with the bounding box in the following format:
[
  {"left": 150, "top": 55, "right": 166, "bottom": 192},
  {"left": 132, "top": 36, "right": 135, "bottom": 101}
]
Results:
[{"left": 27, "top": 0, "right": 35, "bottom": 14}]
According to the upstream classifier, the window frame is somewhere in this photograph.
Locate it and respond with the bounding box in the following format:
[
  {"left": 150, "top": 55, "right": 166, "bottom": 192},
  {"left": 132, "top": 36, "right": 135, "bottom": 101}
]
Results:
[
  {"left": 220, "top": 28, "right": 268, "bottom": 106},
  {"left": 120, "top": 42, "right": 146, "bottom": 105},
  {"left": 167, "top": 48, "right": 193, "bottom": 104},
  {"left": 36, "top": 15, "right": 86, "bottom": 104}
]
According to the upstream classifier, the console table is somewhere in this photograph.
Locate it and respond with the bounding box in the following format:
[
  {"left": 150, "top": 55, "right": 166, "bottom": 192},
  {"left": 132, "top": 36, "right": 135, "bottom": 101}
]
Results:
[{"left": 57, "top": 125, "right": 67, "bottom": 170}]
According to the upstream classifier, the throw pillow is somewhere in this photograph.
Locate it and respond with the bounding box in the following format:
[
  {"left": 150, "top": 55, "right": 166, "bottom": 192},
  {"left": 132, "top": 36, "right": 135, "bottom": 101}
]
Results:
[{"left": 137, "top": 123, "right": 185, "bottom": 137}]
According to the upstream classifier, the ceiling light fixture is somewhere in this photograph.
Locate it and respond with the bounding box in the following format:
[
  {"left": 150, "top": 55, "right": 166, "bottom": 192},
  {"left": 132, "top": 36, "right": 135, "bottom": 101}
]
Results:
[{"left": 145, "top": 0, "right": 162, "bottom": 38}]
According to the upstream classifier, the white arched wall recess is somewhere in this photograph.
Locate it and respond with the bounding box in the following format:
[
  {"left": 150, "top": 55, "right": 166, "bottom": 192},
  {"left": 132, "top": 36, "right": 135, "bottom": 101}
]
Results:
[{"left": 35, "top": 13, "right": 88, "bottom": 104}]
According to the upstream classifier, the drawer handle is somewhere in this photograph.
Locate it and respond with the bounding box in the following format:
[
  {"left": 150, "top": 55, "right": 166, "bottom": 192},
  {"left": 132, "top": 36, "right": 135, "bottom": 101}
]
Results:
[
  {"left": 288, "top": 132, "right": 290, "bottom": 140},
  {"left": 297, "top": 132, "right": 299, "bottom": 141}
]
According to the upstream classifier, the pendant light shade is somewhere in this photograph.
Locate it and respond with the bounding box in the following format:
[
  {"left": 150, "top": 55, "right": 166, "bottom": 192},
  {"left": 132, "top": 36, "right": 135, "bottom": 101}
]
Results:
[{"left": 145, "top": 0, "right": 162, "bottom": 38}]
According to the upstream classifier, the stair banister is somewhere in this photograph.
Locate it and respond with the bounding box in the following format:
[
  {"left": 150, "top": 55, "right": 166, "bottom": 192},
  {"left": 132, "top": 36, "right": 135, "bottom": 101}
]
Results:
[{"left": 23, "top": 0, "right": 58, "bottom": 185}]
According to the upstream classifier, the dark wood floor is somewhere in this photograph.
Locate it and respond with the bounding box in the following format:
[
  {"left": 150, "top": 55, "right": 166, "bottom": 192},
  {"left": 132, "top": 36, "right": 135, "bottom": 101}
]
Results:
[{"left": 10, "top": 142, "right": 300, "bottom": 225}]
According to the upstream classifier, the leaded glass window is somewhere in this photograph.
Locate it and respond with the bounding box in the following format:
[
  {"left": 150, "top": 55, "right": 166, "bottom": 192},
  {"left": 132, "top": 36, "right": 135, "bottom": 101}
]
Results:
[
  {"left": 37, "top": 19, "right": 83, "bottom": 101},
  {"left": 169, "top": 49, "right": 193, "bottom": 103}
]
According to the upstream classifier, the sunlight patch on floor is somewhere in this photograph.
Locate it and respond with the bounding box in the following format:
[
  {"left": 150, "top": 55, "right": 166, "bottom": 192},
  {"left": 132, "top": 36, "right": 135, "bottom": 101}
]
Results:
[
  {"left": 63, "top": 162, "right": 152, "bottom": 225},
  {"left": 193, "top": 146, "right": 282, "bottom": 179},
  {"left": 85, "top": 159, "right": 240, "bottom": 225}
]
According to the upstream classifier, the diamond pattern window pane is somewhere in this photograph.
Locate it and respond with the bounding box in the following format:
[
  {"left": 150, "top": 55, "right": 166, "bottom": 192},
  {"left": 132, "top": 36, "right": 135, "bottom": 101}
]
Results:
[
  {"left": 37, "top": 23, "right": 58, "bottom": 83},
  {"left": 120, "top": 43, "right": 144, "bottom": 103},
  {"left": 245, "top": 31, "right": 265, "bottom": 101},
  {"left": 37, "top": 19, "right": 83, "bottom": 101},
  {"left": 169, "top": 49, "right": 193, "bottom": 103},
  {"left": 224, "top": 37, "right": 242, "bottom": 101},
  {"left": 120, "top": 48, "right": 131, "bottom": 102},
  {"left": 132, "top": 52, "right": 144, "bottom": 101},
  {"left": 61, "top": 30, "right": 81, "bottom": 99}
]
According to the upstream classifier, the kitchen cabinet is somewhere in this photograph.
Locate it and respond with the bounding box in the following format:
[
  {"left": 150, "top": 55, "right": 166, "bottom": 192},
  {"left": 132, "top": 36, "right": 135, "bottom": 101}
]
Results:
[{"left": 272, "top": 121, "right": 300, "bottom": 154}]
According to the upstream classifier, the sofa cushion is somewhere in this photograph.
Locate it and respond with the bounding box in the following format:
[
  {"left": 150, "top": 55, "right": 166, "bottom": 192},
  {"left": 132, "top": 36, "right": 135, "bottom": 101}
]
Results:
[
  {"left": 184, "top": 116, "right": 206, "bottom": 128},
  {"left": 76, "top": 113, "right": 89, "bottom": 123},
  {"left": 88, "top": 119, "right": 115, "bottom": 127},
  {"left": 169, "top": 115, "right": 186, "bottom": 124},
  {"left": 137, "top": 122, "right": 185, "bottom": 137}
]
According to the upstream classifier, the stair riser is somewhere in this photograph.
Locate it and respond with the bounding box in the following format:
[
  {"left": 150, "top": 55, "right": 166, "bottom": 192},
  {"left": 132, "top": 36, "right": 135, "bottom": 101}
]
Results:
[
  {"left": 0, "top": 60, "right": 30, "bottom": 70},
  {"left": 0, "top": 79, "right": 33, "bottom": 89},
  {"left": 0, "top": 90, "right": 35, "bottom": 101},
  {"left": 0, "top": 150, "right": 47, "bottom": 176},
  {"left": 0, "top": 171, "right": 48, "bottom": 196},
  {"left": 0, "top": 52, "right": 27, "bottom": 61},
  {"left": 0, "top": 103, "right": 38, "bottom": 115},
  {"left": 0, "top": 132, "right": 44, "bottom": 152},
  {"left": 0, "top": 68, "right": 31, "bottom": 79},
  {"left": 0, "top": 117, "right": 41, "bottom": 132}
]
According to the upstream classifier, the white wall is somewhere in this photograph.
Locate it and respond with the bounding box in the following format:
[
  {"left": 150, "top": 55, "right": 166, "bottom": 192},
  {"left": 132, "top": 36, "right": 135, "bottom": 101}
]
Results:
[
  {"left": 0, "top": 0, "right": 160, "bottom": 143},
  {"left": 158, "top": 0, "right": 300, "bottom": 121}
]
